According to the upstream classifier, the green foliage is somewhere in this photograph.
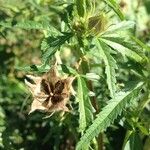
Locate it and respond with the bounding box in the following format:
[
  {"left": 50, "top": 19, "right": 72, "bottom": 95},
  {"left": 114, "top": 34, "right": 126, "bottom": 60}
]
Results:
[
  {"left": 41, "top": 32, "right": 73, "bottom": 64},
  {"left": 94, "top": 38, "right": 117, "bottom": 98},
  {"left": 0, "top": 0, "right": 150, "bottom": 150},
  {"left": 76, "top": 0, "right": 86, "bottom": 17},
  {"left": 77, "top": 76, "right": 94, "bottom": 133},
  {"left": 0, "top": 20, "right": 51, "bottom": 30},
  {"left": 124, "top": 131, "right": 143, "bottom": 150},
  {"left": 76, "top": 82, "right": 143, "bottom": 149},
  {"left": 104, "top": 0, "right": 125, "bottom": 20}
]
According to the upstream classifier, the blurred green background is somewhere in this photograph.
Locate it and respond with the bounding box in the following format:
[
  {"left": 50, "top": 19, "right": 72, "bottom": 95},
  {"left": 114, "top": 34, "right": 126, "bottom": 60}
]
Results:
[{"left": 0, "top": 0, "right": 150, "bottom": 150}]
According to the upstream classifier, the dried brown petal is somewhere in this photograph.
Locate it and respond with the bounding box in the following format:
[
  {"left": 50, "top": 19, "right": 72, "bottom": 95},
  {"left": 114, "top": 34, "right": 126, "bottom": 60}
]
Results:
[{"left": 29, "top": 99, "right": 47, "bottom": 114}]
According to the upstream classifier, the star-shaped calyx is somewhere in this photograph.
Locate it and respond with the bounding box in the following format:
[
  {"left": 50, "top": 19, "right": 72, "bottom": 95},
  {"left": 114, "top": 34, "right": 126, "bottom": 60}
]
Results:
[{"left": 25, "top": 65, "right": 75, "bottom": 114}]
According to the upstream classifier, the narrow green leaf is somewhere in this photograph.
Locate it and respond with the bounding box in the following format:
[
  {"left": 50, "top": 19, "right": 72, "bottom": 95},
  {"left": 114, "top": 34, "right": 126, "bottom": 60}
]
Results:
[
  {"left": 130, "top": 35, "right": 150, "bottom": 52},
  {"left": 81, "top": 73, "right": 100, "bottom": 82},
  {"left": 0, "top": 32, "right": 6, "bottom": 39},
  {"left": 61, "top": 64, "right": 78, "bottom": 75},
  {"left": 0, "top": 20, "right": 58, "bottom": 32},
  {"left": 122, "top": 130, "right": 133, "bottom": 150},
  {"left": 137, "top": 124, "right": 149, "bottom": 135},
  {"left": 0, "top": 106, "right": 6, "bottom": 148},
  {"left": 76, "top": 82, "right": 143, "bottom": 150},
  {"left": 101, "top": 36, "right": 145, "bottom": 62},
  {"left": 16, "top": 64, "right": 50, "bottom": 73},
  {"left": 124, "top": 132, "right": 143, "bottom": 150},
  {"left": 77, "top": 77, "right": 86, "bottom": 132},
  {"left": 0, "top": 21, "right": 12, "bottom": 28},
  {"left": 77, "top": 76, "right": 94, "bottom": 133},
  {"left": 15, "top": 20, "right": 50, "bottom": 30},
  {"left": 104, "top": 0, "right": 125, "bottom": 20},
  {"left": 104, "top": 21, "right": 135, "bottom": 35},
  {"left": 76, "top": 0, "right": 86, "bottom": 17},
  {"left": 94, "top": 38, "right": 117, "bottom": 98},
  {"left": 41, "top": 32, "right": 73, "bottom": 64}
]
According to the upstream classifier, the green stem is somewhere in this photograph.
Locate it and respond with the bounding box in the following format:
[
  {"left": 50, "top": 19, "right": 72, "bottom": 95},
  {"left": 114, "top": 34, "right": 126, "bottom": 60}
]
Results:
[
  {"left": 122, "top": 130, "right": 133, "bottom": 150},
  {"left": 81, "top": 56, "right": 103, "bottom": 150},
  {"left": 76, "top": 32, "right": 103, "bottom": 149}
]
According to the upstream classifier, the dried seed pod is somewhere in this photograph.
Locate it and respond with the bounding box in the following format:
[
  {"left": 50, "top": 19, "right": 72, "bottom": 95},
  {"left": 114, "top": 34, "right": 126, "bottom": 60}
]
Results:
[{"left": 25, "top": 65, "right": 75, "bottom": 114}]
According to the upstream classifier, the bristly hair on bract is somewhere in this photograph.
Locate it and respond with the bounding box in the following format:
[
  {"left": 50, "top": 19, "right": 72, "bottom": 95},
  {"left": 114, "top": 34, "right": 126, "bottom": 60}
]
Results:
[{"left": 25, "top": 64, "right": 75, "bottom": 115}]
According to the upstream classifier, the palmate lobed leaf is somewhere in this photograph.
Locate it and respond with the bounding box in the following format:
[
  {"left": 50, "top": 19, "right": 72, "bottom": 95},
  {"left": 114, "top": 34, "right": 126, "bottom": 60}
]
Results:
[
  {"left": 94, "top": 38, "right": 117, "bottom": 98},
  {"left": 76, "top": 82, "right": 143, "bottom": 150},
  {"left": 100, "top": 21, "right": 147, "bottom": 62}
]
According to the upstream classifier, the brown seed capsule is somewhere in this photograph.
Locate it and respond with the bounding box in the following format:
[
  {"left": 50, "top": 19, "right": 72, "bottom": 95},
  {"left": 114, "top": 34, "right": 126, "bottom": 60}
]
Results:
[{"left": 25, "top": 65, "right": 75, "bottom": 114}]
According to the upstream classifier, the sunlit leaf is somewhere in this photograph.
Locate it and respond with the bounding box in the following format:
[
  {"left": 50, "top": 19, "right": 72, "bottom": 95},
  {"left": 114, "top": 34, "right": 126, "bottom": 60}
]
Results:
[
  {"left": 103, "top": 0, "right": 125, "bottom": 20},
  {"left": 104, "top": 21, "right": 134, "bottom": 35},
  {"left": 76, "top": 82, "right": 143, "bottom": 150},
  {"left": 41, "top": 32, "right": 73, "bottom": 64},
  {"left": 101, "top": 36, "right": 146, "bottom": 62},
  {"left": 94, "top": 38, "right": 117, "bottom": 98},
  {"left": 76, "top": 0, "right": 85, "bottom": 17},
  {"left": 77, "top": 76, "right": 94, "bottom": 133}
]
